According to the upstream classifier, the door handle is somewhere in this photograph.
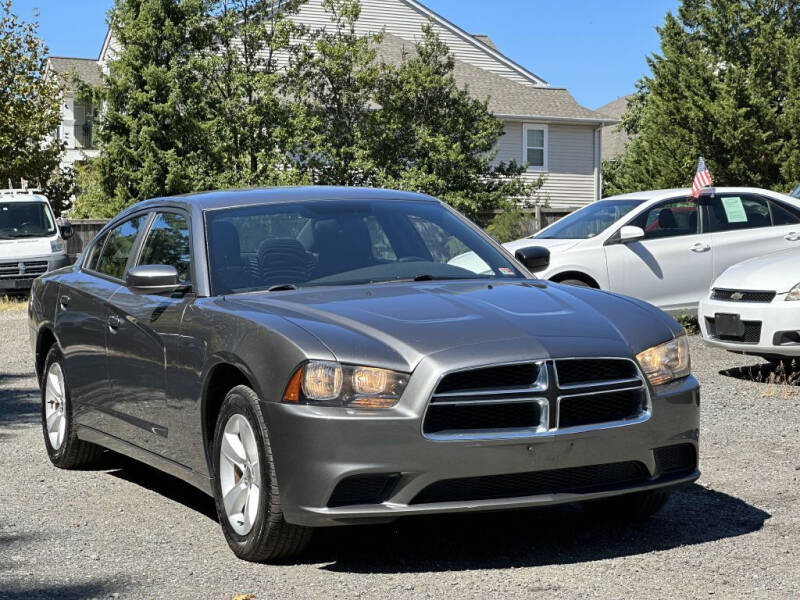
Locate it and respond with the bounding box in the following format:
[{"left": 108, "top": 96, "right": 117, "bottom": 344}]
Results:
[
  {"left": 58, "top": 295, "right": 70, "bottom": 310},
  {"left": 785, "top": 232, "right": 800, "bottom": 242},
  {"left": 690, "top": 242, "right": 711, "bottom": 253},
  {"left": 107, "top": 315, "right": 122, "bottom": 330}
]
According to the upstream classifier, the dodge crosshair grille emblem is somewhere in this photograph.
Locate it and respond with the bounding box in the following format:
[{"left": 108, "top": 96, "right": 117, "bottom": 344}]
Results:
[{"left": 730, "top": 292, "right": 744, "bottom": 301}]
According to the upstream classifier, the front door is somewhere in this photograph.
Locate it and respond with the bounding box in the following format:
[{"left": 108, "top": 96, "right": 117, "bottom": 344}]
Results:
[
  {"left": 105, "top": 211, "right": 194, "bottom": 456},
  {"left": 606, "top": 197, "right": 713, "bottom": 312}
]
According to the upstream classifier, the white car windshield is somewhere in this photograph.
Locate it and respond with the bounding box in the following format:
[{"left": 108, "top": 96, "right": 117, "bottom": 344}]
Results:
[
  {"left": 0, "top": 201, "right": 56, "bottom": 239},
  {"left": 536, "top": 199, "right": 644, "bottom": 240}
]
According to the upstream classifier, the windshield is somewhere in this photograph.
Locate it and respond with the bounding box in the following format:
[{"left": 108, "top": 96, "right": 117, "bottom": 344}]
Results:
[
  {"left": 536, "top": 199, "right": 644, "bottom": 240},
  {"left": 205, "top": 199, "right": 525, "bottom": 294},
  {"left": 0, "top": 201, "right": 56, "bottom": 238},
  {"left": 791, "top": 185, "right": 800, "bottom": 199}
]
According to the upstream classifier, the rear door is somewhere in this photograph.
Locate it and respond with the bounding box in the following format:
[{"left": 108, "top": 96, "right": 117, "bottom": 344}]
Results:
[
  {"left": 706, "top": 193, "right": 800, "bottom": 279},
  {"left": 605, "top": 197, "right": 713, "bottom": 311},
  {"left": 105, "top": 210, "right": 194, "bottom": 457}
]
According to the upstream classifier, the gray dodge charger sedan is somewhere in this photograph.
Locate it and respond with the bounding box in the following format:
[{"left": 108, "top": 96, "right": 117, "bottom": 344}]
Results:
[{"left": 29, "top": 187, "right": 700, "bottom": 561}]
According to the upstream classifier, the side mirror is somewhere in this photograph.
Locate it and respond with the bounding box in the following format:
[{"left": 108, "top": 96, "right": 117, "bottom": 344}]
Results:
[
  {"left": 57, "top": 219, "right": 74, "bottom": 240},
  {"left": 619, "top": 225, "right": 645, "bottom": 244},
  {"left": 514, "top": 246, "right": 550, "bottom": 273},
  {"left": 126, "top": 265, "right": 182, "bottom": 294}
]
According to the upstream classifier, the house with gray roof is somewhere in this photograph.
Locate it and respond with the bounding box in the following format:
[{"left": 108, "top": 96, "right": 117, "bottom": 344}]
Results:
[
  {"left": 56, "top": 0, "right": 616, "bottom": 208},
  {"left": 45, "top": 57, "right": 102, "bottom": 169}
]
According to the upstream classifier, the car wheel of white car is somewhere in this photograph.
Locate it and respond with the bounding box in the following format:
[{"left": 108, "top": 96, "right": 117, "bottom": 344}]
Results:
[
  {"left": 559, "top": 278, "right": 592, "bottom": 288},
  {"left": 41, "top": 347, "right": 103, "bottom": 469},
  {"left": 212, "top": 385, "right": 312, "bottom": 562}
]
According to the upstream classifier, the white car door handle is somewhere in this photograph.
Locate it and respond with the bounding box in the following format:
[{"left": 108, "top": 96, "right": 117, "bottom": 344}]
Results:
[
  {"left": 785, "top": 232, "right": 800, "bottom": 242},
  {"left": 690, "top": 242, "right": 711, "bottom": 252}
]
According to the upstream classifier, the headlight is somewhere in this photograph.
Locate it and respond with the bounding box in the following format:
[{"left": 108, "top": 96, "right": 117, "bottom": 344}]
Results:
[
  {"left": 786, "top": 283, "right": 800, "bottom": 301},
  {"left": 636, "top": 335, "right": 691, "bottom": 386},
  {"left": 50, "top": 240, "right": 65, "bottom": 253},
  {"left": 283, "top": 361, "right": 409, "bottom": 409}
]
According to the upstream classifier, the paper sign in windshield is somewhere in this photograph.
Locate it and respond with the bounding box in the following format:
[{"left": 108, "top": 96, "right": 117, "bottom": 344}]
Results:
[{"left": 721, "top": 196, "right": 748, "bottom": 223}]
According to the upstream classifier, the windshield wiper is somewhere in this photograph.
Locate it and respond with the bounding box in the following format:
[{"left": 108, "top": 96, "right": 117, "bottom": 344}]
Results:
[
  {"left": 266, "top": 283, "right": 299, "bottom": 292},
  {"left": 375, "top": 275, "right": 478, "bottom": 284}
]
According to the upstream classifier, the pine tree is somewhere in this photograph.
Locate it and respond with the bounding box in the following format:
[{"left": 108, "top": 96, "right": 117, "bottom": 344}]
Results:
[
  {"left": 606, "top": 0, "right": 800, "bottom": 196},
  {"left": 81, "top": 0, "right": 213, "bottom": 217}
]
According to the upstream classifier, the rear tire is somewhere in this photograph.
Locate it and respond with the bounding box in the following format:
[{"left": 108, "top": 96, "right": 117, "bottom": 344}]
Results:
[
  {"left": 41, "top": 347, "right": 103, "bottom": 469},
  {"left": 558, "top": 278, "right": 592, "bottom": 288},
  {"left": 582, "top": 489, "right": 671, "bottom": 522},
  {"left": 212, "top": 385, "right": 312, "bottom": 562}
]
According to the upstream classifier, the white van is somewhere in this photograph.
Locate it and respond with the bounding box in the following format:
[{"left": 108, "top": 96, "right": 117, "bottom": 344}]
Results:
[{"left": 0, "top": 190, "right": 73, "bottom": 292}]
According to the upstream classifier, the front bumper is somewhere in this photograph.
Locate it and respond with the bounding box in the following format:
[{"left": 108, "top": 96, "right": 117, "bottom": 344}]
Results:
[
  {"left": 0, "top": 253, "right": 70, "bottom": 291},
  {"left": 264, "top": 358, "right": 700, "bottom": 527},
  {"left": 699, "top": 295, "right": 800, "bottom": 357}
]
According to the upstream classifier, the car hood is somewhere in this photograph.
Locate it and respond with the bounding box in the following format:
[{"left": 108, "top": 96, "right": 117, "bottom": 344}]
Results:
[
  {"left": 226, "top": 281, "right": 679, "bottom": 372},
  {"left": 714, "top": 248, "right": 800, "bottom": 293},
  {"left": 503, "top": 237, "right": 582, "bottom": 254}
]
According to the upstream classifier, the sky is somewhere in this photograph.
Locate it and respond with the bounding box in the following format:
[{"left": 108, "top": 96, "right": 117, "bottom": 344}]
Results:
[{"left": 13, "top": 0, "right": 680, "bottom": 110}]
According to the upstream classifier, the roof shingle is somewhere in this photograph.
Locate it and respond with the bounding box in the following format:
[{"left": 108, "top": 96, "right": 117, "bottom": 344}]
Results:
[{"left": 47, "top": 57, "right": 103, "bottom": 88}]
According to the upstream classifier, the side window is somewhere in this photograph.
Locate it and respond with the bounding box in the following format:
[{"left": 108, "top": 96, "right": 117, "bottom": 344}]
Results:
[
  {"left": 138, "top": 212, "right": 192, "bottom": 283},
  {"left": 707, "top": 195, "right": 771, "bottom": 232},
  {"left": 94, "top": 215, "right": 147, "bottom": 280},
  {"left": 83, "top": 232, "right": 108, "bottom": 272},
  {"left": 770, "top": 200, "right": 800, "bottom": 226},
  {"left": 631, "top": 199, "right": 699, "bottom": 239}
]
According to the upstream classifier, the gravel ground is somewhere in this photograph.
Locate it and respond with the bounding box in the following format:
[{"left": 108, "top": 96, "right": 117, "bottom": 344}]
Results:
[{"left": 1, "top": 307, "right": 798, "bottom": 600}]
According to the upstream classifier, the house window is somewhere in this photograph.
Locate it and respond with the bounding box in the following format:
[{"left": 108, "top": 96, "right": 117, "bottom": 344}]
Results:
[{"left": 523, "top": 124, "right": 548, "bottom": 171}]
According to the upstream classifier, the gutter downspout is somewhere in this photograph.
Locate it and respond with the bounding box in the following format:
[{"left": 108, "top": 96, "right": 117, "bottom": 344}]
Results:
[{"left": 593, "top": 127, "right": 602, "bottom": 201}]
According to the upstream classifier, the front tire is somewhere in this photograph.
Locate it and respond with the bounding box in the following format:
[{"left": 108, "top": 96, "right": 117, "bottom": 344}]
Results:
[
  {"left": 212, "top": 385, "right": 312, "bottom": 562},
  {"left": 41, "top": 347, "right": 103, "bottom": 469},
  {"left": 558, "top": 278, "right": 592, "bottom": 288},
  {"left": 582, "top": 489, "right": 671, "bottom": 522}
]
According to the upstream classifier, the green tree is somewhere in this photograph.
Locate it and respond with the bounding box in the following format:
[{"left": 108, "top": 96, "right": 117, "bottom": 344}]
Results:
[
  {"left": 84, "top": 0, "right": 213, "bottom": 217},
  {"left": 371, "top": 24, "right": 536, "bottom": 220},
  {"left": 606, "top": 0, "right": 800, "bottom": 196},
  {"left": 0, "top": 1, "right": 65, "bottom": 193},
  {"left": 199, "top": 0, "right": 309, "bottom": 187},
  {"left": 287, "top": 0, "right": 382, "bottom": 186}
]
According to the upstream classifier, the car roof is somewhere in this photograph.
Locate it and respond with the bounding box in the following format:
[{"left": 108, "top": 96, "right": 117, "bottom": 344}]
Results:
[
  {"left": 125, "top": 186, "right": 440, "bottom": 214},
  {"left": 0, "top": 190, "right": 49, "bottom": 203},
  {"left": 601, "top": 187, "right": 789, "bottom": 202}
]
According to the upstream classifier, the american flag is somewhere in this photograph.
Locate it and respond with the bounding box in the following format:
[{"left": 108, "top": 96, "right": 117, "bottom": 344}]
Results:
[{"left": 692, "top": 157, "right": 713, "bottom": 198}]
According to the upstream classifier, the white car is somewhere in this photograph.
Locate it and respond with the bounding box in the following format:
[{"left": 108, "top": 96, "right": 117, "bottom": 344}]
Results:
[
  {"left": 499, "top": 187, "right": 800, "bottom": 314},
  {"left": 698, "top": 248, "right": 800, "bottom": 361},
  {"left": 0, "top": 189, "right": 72, "bottom": 293}
]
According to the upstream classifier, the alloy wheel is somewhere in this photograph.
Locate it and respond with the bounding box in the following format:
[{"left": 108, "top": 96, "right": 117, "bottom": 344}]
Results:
[
  {"left": 219, "top": 414, "right": 262, "bottom": 535},
  {"left": 44, "top": 362, "right": 67, "bottom": 450}
]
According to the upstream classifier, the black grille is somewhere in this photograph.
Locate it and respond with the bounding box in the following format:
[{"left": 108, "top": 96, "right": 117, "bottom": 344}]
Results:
[
  {"left": 705, "top": 318, "right": 762, "bottom": 343},
  {"left": 327, "top": 474, "right": 399, "bottom": 507},
  {"left": 711, "top": 288, "right": 776, "bottom": 303},
  {"left": 555, "top": 359, "right": 638, "bottom": 386},
  {"left": 559, "top": 389, "right": 645, "bottom": 428},
  {"left": 410, "top": 461, "right": 648, "bottom": 504},
  {"left": 654, "top": 444, "right": 697, "bottom": 476},
  {"left": 423, "top": 401, "right": 542, "bottom": 434},
  {"left": 435, "top": 363, "right": 540, "bottom": 394}
]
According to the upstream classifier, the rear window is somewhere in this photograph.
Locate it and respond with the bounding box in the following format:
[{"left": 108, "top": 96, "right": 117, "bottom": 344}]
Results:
[{"left": 706, "top": 195, "right": 771, "bottom": 232}]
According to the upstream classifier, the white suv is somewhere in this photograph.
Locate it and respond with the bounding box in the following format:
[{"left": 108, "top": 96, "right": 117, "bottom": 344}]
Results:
[
  {"left": 501, "top": 187, "right": 800, "bottom": 314},
  {"left": 0, "top": 190, "right": 72, "bottom": 293}
]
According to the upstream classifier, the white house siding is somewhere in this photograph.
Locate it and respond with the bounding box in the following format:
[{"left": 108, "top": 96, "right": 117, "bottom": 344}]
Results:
[
  {"left": 291, "top": 0, "right": 543, "bottom": 86},
  {"left": 495, "top": 121, "right": 598, "bottom": 208}
]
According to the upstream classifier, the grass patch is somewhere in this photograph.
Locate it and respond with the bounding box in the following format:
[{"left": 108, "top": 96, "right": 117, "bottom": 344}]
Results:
[{"left": 0, "top": 295, "right": 27, "bottom": 312}]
